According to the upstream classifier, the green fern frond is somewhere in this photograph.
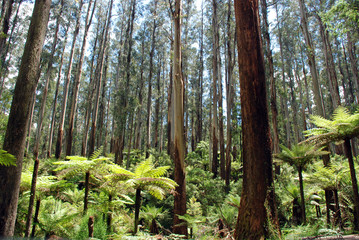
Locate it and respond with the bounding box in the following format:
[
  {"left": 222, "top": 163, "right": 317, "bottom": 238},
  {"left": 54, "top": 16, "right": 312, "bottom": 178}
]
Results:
[
  {"left": 135, "top": 157, "right": 152, "bottom": 177},
  {"left": 143, "top": 166, "right": 170, "bottom": 178},
  {"left": 0, "top": 149, "right": 16, "bottom": 167},
  {"left": 147, "top": 185, "right": 166, "bottom": 200},
  {"left": 89, "top": 146, "right": 103, "bottom": 160}
]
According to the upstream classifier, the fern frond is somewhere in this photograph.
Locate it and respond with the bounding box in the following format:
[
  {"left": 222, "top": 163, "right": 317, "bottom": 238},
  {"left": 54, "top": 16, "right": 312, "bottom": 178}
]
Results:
[
  {"left": 89, "top": 146, "right": 103, "bottom": 160},
  {"left": 135, "top": 158, "right": 152, "bottom": 177},
  {"left": 0, "top": 149, "right": 16, "bottom": 167}
]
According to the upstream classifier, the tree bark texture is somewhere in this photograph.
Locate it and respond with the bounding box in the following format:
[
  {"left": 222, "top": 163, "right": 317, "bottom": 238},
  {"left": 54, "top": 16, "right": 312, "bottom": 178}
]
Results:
[
  {"left": 233, "top": 0, "right": 277, "bottom": 239},
  {"left": 172, "top": 0, "right": 187, "bottom": 236},
  {"left": 0, "top": 0, "right": 51, "bottom": 235},
  {"left": 211, "top": 0, "right": 219, "bottom": 179}
]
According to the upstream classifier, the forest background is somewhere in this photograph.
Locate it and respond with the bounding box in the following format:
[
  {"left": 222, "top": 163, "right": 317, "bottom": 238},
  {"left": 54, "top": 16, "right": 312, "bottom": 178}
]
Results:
[{"left": 0, "top": 0, "right": 358, "bottom": 239}]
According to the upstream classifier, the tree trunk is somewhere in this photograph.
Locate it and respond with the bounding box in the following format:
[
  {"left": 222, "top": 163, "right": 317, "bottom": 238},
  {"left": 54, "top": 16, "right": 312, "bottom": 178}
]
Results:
[
  {"left": 66, "top": 0, "right": 96, "bottom": 156},
  {"left": 81, "top": 26, "right": 99, "bottom": 157},
  {"left": 33, "top": 0, "right": 63, "bottom": 159},
  {"left": 55, "top": 0, "right": 84, "bottom": 159},
  {"left": 88, "top": 216, "right": 94, "bottom": 237},
  {"left": 154, "top": 61, "right": 161, "bottom": 150},
  {"left": 88, "top": 0, "right": 113, "bottom": 157},
  {"left": 195, "top": 1, "right": 204, "bottom": 146},
  {"left": 134, "top": 35, "right": 145, "bottom": 150},
  {"left": 47, "top": 28, "right": 69, "bottom": 158},
  {"left": 298, "top": 0, "right": 325, "bottom": 117},
  {"left": 343, "top": 138, "right": 359, "bottom": 231},
  {"left": 298, "top": 167, "right": 306, "bottom": 224},
  {"left": 134, "top": 188, "right": 141, "bottom": 235},
  {"left": 84, "top": 171, "right": 90, "bottom": 213},
  {"left": 26, "top": 94, "right": 36, "bottom": 156},
  {"left": 116, "top": 0, "right": 137, "bottom": 165},
  {"left": 30, "top": 198, "right": 40, "bottom": 237},
  {"left": 0, "top": 0, "right": 14, "bottom": 58},
  {"left": 24, "top": 158, "right": 39, "bottom": 237},
  {"left": 225, "top": 0, "right": 233, "bottom": 189},
  {"left": 146, "top": 1, "right": 158, "bottom": 157},
  {"left": 233, "top": 0, "right": 278, "bottom": 238},
  {"left": 212, "top": 0, "right": 225, "bottom": 179},
  {"left": 0, "top": 0, "right": 50, "bottom": 235},
  {"left": 0, "top": 0, "right": 21, "bottom": 91},
  {"left": 172, "top": 0, "right": 187, "bottom": 236},
  {"left": 211, "top": 0, "right": 219, "bottom": 179},
  {"left": 107, "top": 194, "right": 112, "bottom": 233},
  {"left": 275, "top": 3, "right": 291, "bottom": 148},
  {"left": 347, "top": 33, "right": 359, "bottom": 103},
  {"left": 317, "top": 16, "right": 340, "bottom": 108},
  {"left": 261, "top": 0, "right": 279, "bottom": 155}
]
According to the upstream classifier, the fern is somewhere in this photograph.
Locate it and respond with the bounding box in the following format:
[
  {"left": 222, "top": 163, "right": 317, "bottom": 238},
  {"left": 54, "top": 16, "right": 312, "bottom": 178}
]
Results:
[{"left": 0, "top": 149, "right": 16, "bottom": 166}]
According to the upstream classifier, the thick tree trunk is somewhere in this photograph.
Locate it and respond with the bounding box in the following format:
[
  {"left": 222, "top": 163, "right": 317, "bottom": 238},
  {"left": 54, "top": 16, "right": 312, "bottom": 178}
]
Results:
[
  {"left": 0, "top": 0, "right": 51, "bottom": 235},
  {"left": 233, "top": 0, "right": 278, "bottom": 239},
  {"left": 55, "top": 0, "right": 83, "bottom": 159},
  {"left": 172, "top": 0, "right": 187, "bottom": 236},
  {"left": 66, "top": 0, "right": 96, "bottom": 156}
]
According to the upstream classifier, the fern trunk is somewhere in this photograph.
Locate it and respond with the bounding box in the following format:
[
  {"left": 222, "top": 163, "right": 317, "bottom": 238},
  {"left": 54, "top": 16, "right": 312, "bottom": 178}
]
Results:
[
  {"left": 30, "top": 198, "right": 40, "bottom": 237},
  {"left": 25, "top": 158, "right": 40, "bottom": 237},
  {"left": 298, "top": 166, "right": 306, "bottom": 224},
  {"left": 344, "top": 137, "right": 359, "bottom": 231},
  {"left": 84, "top": 171, "right": 90, "bottom": 213},
  {"left": 134, "top": 188, "right": 141, "bottom": 235}
]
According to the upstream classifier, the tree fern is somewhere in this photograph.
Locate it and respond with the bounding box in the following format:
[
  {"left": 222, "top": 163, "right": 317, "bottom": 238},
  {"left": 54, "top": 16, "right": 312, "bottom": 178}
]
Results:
[{"left": 106, "top": 155, "right": 177, "bottom": 235}]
